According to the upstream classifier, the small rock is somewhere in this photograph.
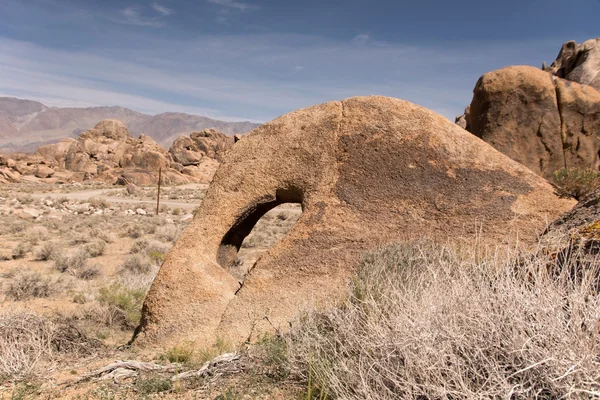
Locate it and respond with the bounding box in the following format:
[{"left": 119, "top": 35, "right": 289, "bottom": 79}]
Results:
[{"left": 136, "top": 208, "right": 147, "bottom": 215}]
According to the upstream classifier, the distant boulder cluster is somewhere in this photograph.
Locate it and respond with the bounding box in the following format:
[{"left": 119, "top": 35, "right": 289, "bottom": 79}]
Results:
[{"left": 0, "top": 120, "right": 236, "bottom": 185}]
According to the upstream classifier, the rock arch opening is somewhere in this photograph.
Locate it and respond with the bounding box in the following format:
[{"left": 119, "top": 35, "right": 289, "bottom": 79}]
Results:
[{"left": 217, "top": 188, "right": 303, "bottom": 281}]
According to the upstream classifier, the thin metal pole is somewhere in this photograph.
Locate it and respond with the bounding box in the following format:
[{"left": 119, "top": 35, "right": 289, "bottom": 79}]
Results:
[{"left": 156, "top": 167, "right": 162, "bottom": 215}]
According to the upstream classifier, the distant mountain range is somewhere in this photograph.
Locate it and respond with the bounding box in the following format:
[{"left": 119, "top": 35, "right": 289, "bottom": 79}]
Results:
[{"left": 0, "top": 97, "right": 260, "bottom": 153}]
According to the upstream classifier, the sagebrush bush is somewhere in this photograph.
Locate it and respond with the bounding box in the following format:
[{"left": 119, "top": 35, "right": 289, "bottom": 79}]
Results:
[
  {"left": 5, "top": 271, "right": 59, "bottom": 301},
  {"left": 85, "top": 240, "right": 106, "bottom": 257},
  {"left": 554, "top": 167, "right": 600, "bottom": 199},
  {"left": 0, "top": 313, "right": 100, "bottom": 380},
  {"left": 97, "top": 283, "right": 145, "bottom": 329},
  {"left": 34, "top": 242, "right": 55, "bottom": 261},
  {"left": 53, "top": 249, "right": 89, "bottom": 273},
  {"left": 120, "top": 255, "right": 152, "bottom": 274},
  {"left": 155, "top": 225, "right": 180, "bottom": 243},
  {"left": 288, "top": 242, "right": 600, "bottom": 399},
  {"left": 11, "top": 242, "right": 31, "bottom": 259}
]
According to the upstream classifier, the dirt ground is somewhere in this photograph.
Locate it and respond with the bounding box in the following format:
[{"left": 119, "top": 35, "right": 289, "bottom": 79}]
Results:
[{"left": 0, "top": 181, "right": 302, "bottom": 399}]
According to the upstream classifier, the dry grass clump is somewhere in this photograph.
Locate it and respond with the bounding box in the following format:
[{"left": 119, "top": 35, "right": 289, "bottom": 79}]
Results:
[
  {"left": 34, "top": 242, "right": 56, "bottom": 261},
  {"left": 11, "top": 242, "right": 32, "bottom": 259},
  {"left": 0, "top": 313, "right": 101, "bottom": 381},
  {"left": 84, "top": 240, "right": 106, "bottom": 257},
  {"left": 288, "top": 242, "right": 600, "bottom": 399},
  {"left": 53, "top": 249, "right": 89, "bottom": 273},
  {"left": 4, "top": 271, "right": 60, "bottom": 301},
  {"left": 155, "top": 224, "right": 181, "bottom": 243},
  {"left": 74, "top": 264, "right": 101, "bottom": 280},
  {"left": 554, "top": 167, "right": 600, "bottom": 199},
  {"left": 120, "top": 255, "right": 152, "bottom": 274}
]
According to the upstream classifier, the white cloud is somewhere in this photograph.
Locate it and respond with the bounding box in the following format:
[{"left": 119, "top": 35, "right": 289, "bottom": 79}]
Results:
[
  {"left": 117, "top": 6, "right": 165, "bottom": 27},
  {"left": 150, "top": 2, "right": 173, "bottom": 16},
  {"left": 206, "top": 0, "right": 258, "bottom": 11},
  {"left": 353, "top": 33, "right": 371, "bottom": 45}
]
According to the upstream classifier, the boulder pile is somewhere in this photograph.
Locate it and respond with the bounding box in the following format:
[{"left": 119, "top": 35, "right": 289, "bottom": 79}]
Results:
[
  {"left": 0, "top": 120, "right": 235, "bottom": 185},
  {"left": 458, "top": 38, "right": 600, "bottom": 182}
]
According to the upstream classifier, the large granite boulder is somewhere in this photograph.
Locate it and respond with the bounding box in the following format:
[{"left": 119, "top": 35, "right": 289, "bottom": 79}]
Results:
[
  {"left": 548, "top": 38, "right": 600, "bottom": 91},
  {"left": 137, "top": 96, "right": 575, "bottom": 348},
  {"left": 468, "top": 66, "right": 600, "bottom": 181}
]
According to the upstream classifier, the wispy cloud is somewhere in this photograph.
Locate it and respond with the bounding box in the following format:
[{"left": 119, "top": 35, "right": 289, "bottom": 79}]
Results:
[
  {"left": 206, "top": 0, "right": 258, "bottom": 11},
  {"left": 117, "top": 6, "right": 165, "bottom": 27},
  {"left": 0, "top": 35, "right": 561, "bottom": 122},
  {"left": 150, "top": 2, "right": 173, "bottom": 16},
  {"left": 353, "top": 33, "right": 371, "bottom": 45}
]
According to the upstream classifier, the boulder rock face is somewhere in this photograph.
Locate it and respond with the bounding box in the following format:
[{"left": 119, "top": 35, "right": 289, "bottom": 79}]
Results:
[
  {"left": 168, "top": 129, "right": 233, "bottom": 183},
  {"left": 548, "top": 39, "right": 600, "bottom": 91},
  {"left": 468, "top": 65, "right": 600, "bottom": 181},
  {"left": 169, "top": 129, "right": 233, "bottom": 165},
  {"left": 138, "top": 96, "right": 576, "bottom": 348}
]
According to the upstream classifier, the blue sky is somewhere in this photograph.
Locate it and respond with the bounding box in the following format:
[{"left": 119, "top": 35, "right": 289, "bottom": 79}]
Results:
[{"left": 0, "top": 0, "right": 598, "bottom": 122}]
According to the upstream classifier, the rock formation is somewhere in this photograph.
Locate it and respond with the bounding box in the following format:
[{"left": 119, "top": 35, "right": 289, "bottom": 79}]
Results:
[
  {"left": 547, "top": 38, "right": 600, "bottom": 91},
  {"left": 466, "top": 65, "right": 600, "bottom": 181},
  {"left": 169, "top": 129, "right": 234, "bottom": 183},
  {"left": 137, "top": 96, "right": 575, "bottom": 348},
  {"left": 0, "top": 120, "right": 233, "bottom": 185}
]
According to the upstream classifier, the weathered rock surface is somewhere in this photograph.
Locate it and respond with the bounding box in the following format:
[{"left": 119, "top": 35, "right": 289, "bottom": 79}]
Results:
[
  {"left": 170, "top": 129, "right": 234, "bottom": 165},
  {"left": 548, "top": 38, "right": 600, "bottom": 91},
  {"left": 468, "top": 65, "right": 600, "bottom": 181},
  {"left": 138, "top": 96, "right": 576, "bottom": 348}
]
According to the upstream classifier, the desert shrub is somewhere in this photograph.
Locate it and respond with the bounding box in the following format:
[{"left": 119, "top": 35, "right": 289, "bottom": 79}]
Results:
[
  {"left": 126, "top": 224, "right": 144, "bottom": 239},
  {"left": 97, "top": 283, "right": 145, "bottom": 329},
  {"left": 25, "top": 226, "right": 49, "bottom": 245},
  {"left": 163, "top": 344, "right": 194, "bottom": 364},
  {"left": 120, "top": 255, "right": 152, "bottom": 274},
  {"left": 11, "top": 242, "right": 32, "bottom": 259},
  {"left": 172, "top": 208, "right": 181, "bottom": 216},
  {"left": 136, "top": 375, "right": 172, "bottom": 395},
  {"left": 53, "top": 249, "right": 89, "bottom": 273},
  {"left": 288, "top": 243, "right": 600, "bottom": 399},
  {"left": 5, "top": 271, "right": 59, "bottom": 301},
  {"left": 85, "top": 240, "right": 106, "bottom": 257},
  {"left": 148, "top": 250, "right": 165, "bottom": 265},
  {"left": 0, "top": 313, "right": 100, "bottom": 380},
  {"left": 89, "top": 197, "right": 110, "bottom": 209},
  {"left": 34, "top": 242, "right": 56, "bottom": 261},
  {"left": 130, "top": 238, "right": 149, "bottom": 254},
  {"left": 554, "top": 167, "right": 600, "bottom": 199},
  {"left": 74, "top": 264, "right": 100, "bottom": 280},
  {"left": 155, "top": 225, "right": 180, "bottom": 243}
]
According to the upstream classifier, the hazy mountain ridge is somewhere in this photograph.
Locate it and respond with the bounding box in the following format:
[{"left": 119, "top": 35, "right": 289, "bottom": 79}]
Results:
[{"left": 0, "top": 97, "right": 260, "bottom": 152}]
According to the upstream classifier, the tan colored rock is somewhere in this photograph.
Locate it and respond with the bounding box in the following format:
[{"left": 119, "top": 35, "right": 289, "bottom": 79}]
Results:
[
  {"left": 169, "top": 128, "right": 233, "bottom": 166},
  {"left": 469, "top": 66, "right": 565, "bottom": 180},
  {"left": 34, "top": 164, "right": 55, "bottom": 178},
  {"left": 554, "top": 79, "right": 600, "bottom": 170},
  {"left": 548, "top": 38, "right": 600, "bottom": 91},
  {"left": 468, "top": 66, "right": 600, "bottom": 181},
  {"left": 0, "top": 167, "right": 20, "bottom": 183},
  {"left": 137, "top": 96, "right": 576, "bottom": 349},
  {"left": 35, "top": 138, "right": 75, "bottom": 168},
  {"left": 454, "top": 105, "right": 470, "bottom": 130}
]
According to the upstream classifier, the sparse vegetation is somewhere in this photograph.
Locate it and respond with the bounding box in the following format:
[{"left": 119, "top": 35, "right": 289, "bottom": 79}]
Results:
[
  {"left": 34, "top": 242, "right": 55, "bottom": 261},
  {"left": 97, "top": 283, "right": 146, "bottom": 329},
  {"left": 5, "top": 271, "right": 59, "bottom": 301},
  {"left": 53, "top": 249, "right": 89, "bottom": 273},
  {"left": 119, "top": 254, "right": 152, "bottom": 274},
  {"left": 288, "top": 243, "right": 600, "bottom": 399},
  {"left": 554, "top": 167, "right": 600, "bottom": 199},
  {"left": 85, "top": 240, "right": 106, "bottom": 257}
]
